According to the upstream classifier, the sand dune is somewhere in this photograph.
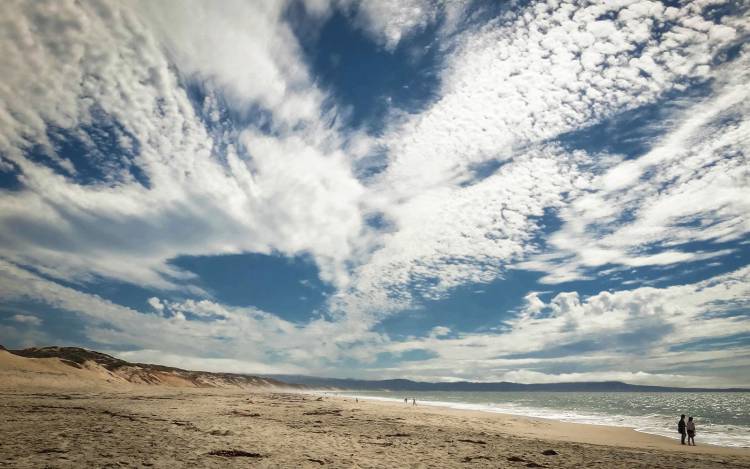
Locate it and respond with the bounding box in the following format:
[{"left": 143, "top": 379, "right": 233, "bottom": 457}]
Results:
[
  {"left": 0, "top": 347, "right": 294, "bottom": 390},
  {"left": 0, "top": 349, "right": 124, "bottom": 389}
]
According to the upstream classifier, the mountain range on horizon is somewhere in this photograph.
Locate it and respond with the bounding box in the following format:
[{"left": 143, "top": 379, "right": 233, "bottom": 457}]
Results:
[{"left": 266, "top": 375, "right": 750, "bottom": 393}]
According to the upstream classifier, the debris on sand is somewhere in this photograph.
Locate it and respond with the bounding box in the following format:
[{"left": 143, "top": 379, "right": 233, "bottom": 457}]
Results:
[
  {"left": 209, "top": 429, "right": 233, "bottom": 436},
  {"left": 462, "top": 455, "right": 491, "bottom": 462},
  {"left": 507, "top": 455, "right": 525, "bottom": 462},
  {"left": 457, "top": 439, "right": 487, "bottom": 445},
  {"left": 541, "top": 449, "right": 558, "bottom": 456},
  {"left": 304, "top": 409, "right": 342, "bottom": 416},
  {"left": 208, "top": 450, "right": 263, "bottom": 458},
  {"left": 229, "top": 410, "right": 261, "bottom": 417},
  {"left": 358, "top": 440, "right": 394, "bottom": 446}
]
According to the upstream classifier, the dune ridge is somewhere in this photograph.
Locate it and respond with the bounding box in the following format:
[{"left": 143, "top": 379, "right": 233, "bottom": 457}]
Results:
[{"left": 0, "top": 346, "right": 297, "bottom": 390}]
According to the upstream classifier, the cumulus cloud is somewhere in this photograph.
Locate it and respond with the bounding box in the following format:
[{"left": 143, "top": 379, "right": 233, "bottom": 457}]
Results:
[
  {"left": 342, "top": 0, "right": 441, "bottom": 50},
  {"left": 146, "top": 297, "right": 164, "bottom": 314},
  {"left": 0, "top": 260, "right": 386, "bottom": 372},
  {"left": 5, "top": 249, "right": 747, "bottom": 385},
  {"left": 10, "top": 314, "right": 42, "bottom": 327},
  {"left": 382, "top": 266, "right": 750, "bottom": 385}
]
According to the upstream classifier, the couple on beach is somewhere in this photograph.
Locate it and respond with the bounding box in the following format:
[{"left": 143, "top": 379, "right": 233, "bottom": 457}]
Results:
[{"left": 677, "top": 414, "right": 697, "bottom": 446}]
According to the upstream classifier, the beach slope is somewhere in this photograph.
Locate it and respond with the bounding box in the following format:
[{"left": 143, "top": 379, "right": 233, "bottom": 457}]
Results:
[{"left": 1, "top": 386, "right": 749, "bottom": 468}]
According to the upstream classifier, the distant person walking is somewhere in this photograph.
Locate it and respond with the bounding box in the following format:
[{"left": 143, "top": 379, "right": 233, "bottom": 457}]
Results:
[
  {"left": 412, "top": 398, "right": 416, "bottom": 406},
  {"left": 404, "top": 397, "right": 408, "bottom": 404},
  {"left": 686, "top": 417, "right": 696, "bottom": 446},
  {"left": 678, "top": 414, "right": 687, "bottom": 445}
]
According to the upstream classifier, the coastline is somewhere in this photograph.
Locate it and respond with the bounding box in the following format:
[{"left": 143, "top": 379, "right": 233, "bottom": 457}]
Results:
[
  {"left": 2, "top": 386, "right": 749, "bottom": 468},
  {"left": 324, "top": 391, "right": 750, "bottom": 454},
  {"left": 317, "top": 391, "right": 750, "bottom": 456}
]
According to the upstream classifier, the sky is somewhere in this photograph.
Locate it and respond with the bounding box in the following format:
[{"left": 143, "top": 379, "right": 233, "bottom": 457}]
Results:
[{"left": 0, "top": 0, "right": 749, "bottom": 387}]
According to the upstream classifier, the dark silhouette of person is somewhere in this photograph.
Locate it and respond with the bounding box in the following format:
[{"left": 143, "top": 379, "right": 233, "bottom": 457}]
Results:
[
  {"left": 687, "top": 416, "right": 696, "bottom": 446},
  {"left": 678, "top": 414, "right": 687, "bottom": 445}
]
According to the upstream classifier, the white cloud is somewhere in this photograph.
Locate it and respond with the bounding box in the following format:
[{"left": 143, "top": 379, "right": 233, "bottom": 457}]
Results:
[
  {"left": 525, "top": 56, "right": 750, "bottom": 283},
  {"left": 377, "top": 0, "right": 743, "bottom": 197},
  {"left": 1, "top": 247, "right": 748, "bottom": 385},
  {"left": 1, "top": 0, "right": 744, "bottom": 305},
  {"left": 429, "top": 326, "right": 451, "bottom": 338},
  {"left": 139, "top": 0, "right": 324, "bottom": 127},
  {"left": 0, "top": 324, "right": 52, "bottom": 349},
  {"left": 338, "top": 145, "right": 589, "bottom": 317},
  {"left": 0, "top": 260, "right": 386, "bottom": 372},
  {"left": 329, "top": 0, "right": 748, "bottom": 317},
  {"left": 0, "top": 0, "right": 747, "bottom": 386},
  {"left": 378, "top": 368, "right": 731, "bottom": 388},
  {"left": 147, "top": 297, "right": 164, "bottom": 314},
  {"left": 338, "top": 0, "right": 441, "bottom": 51},
  {"left": 379, "top": 266, "right": 750, "bottom": 385},
  {"left": 10, "top": 314, "right": 42, "bottom": 327},
  {"left": 0, "top": 0, "right": 365, "bottom": 291},
  {"left": 112, "top": 349, "right": 307, "bottom": 375}
]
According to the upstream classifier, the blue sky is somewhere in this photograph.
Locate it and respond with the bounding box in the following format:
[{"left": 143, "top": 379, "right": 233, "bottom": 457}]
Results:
[{"left": 1, "top": 0, "right": 749, "bottom": 386}]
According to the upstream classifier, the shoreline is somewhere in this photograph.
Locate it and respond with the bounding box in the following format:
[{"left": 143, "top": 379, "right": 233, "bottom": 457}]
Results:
[
  {"left": 313, "top": 390, "right": 750, "bottom": 457},
  {"left": 2, "top": 386, "right": 749, "bottom": 468}
]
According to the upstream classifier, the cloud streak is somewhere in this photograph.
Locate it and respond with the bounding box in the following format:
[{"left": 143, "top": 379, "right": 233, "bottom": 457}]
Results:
[
  {"left": 0, "top": 0, "right": 747, "bottom": 385},
  {"left": 0, "top": 0, "right": 365, "bottom": 290}
]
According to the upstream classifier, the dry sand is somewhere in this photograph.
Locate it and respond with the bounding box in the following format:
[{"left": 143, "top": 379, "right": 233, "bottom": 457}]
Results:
[
  {"left": 1, "top": 350, "right": 749, "bottom": 468},
  {"left": 1, "top": 388, "right": 749, "bottom": 468}
]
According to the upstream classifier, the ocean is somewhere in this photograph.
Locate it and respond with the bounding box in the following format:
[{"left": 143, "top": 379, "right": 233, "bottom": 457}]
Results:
[{"left": 331, "top": 390, "right": 750, "bottom": 447}]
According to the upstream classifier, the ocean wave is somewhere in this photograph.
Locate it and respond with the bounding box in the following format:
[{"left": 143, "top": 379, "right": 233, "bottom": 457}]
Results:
[{"left": 328, "top": 392, "right": 750, "bottom": 448}]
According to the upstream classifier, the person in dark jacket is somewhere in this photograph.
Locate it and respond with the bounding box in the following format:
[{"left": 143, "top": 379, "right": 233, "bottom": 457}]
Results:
[{"left": 678, "top": 414, "right": 687, "bottom": 445}]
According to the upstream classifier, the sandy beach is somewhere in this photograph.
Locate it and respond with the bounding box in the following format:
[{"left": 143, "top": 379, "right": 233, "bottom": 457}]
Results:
[
  {"left": 3, "top": 1, "right": 750, "bottom": 467},
  {"left": 2, "top": 384, "right": 749, "bottom": 468}
]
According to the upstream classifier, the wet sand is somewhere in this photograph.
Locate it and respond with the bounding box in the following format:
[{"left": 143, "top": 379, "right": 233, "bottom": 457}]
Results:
[{"left": 1, "top": 387, "right": 748, "bottom": 468}]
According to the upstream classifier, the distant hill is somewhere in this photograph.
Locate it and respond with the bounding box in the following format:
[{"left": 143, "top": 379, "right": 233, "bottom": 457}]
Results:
[
  {"left": 5, "top": 346, "right": 746, "bottom": 392},
  {"left": 267, "top": 375, "right": 750, "bottom": 393},
  {"left": 1, "top": 345, "right": 301, "bottom": 390}
]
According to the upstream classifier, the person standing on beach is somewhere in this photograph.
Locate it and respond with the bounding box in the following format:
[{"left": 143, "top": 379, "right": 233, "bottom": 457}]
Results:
[
  {"left": 686, "top": 417, "right": 696, "bottom": 446},
  {"left": 678, "top": 414, "right": 687, "bottom": 445},
  {"left": 412, "top": 398, "right": 416, "bottom": 406}
]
